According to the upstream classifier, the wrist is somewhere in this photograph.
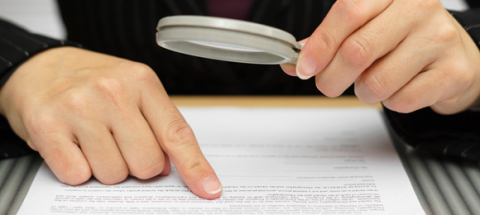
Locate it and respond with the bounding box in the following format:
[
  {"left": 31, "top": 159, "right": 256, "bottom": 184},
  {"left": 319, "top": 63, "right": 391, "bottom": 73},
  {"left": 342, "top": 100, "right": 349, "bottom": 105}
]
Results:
[{"left": 0, "top": 47, "right": 78, "bottom": 117}]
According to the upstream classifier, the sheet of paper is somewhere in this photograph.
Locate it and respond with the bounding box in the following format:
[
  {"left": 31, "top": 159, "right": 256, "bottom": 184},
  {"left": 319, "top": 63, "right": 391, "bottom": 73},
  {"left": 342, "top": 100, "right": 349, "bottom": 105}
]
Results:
[
  {"left": 18, "top": 107, "right": 425, "bottom": 215},
  {"left": 440, "top": 0, "right": 469, "bottom": 11}
]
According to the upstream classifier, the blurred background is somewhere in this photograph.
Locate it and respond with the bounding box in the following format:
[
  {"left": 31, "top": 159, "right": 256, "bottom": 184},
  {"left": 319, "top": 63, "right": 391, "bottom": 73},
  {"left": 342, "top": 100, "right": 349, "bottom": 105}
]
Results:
[{"left": 0, "top": 0, "right": 471, "bottom": 40}]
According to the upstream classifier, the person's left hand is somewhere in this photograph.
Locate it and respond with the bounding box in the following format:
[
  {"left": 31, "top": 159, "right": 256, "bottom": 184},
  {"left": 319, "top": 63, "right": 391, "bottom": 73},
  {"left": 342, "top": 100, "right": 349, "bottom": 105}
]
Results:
[{"left": 281, "top": 0, "right": 480, "bottom": 114}]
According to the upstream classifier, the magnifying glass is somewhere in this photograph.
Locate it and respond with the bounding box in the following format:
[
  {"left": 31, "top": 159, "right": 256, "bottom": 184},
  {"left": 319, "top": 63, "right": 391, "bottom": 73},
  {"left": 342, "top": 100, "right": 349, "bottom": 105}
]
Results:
[{"left": 156, "top": 15, "right": 303, "bottom": 65}]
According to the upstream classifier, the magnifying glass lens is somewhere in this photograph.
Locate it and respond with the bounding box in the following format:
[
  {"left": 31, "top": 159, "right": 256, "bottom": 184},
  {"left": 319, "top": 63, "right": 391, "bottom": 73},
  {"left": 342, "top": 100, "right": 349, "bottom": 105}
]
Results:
[
  {"left": 157, "top": 16, "right": 304, "bottom": 65},
  {"left": 186, "top": 41, "right": 264, "bottom": 53}
]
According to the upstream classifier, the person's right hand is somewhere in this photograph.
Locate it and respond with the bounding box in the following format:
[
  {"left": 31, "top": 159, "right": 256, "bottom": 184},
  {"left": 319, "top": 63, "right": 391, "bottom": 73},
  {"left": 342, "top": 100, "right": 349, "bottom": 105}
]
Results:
[
  {"left": 0, "top": 47, "right": 222, "bottom": 199},
  {"left": 281, "top": 0, "right": 480, "bottom": 115}
]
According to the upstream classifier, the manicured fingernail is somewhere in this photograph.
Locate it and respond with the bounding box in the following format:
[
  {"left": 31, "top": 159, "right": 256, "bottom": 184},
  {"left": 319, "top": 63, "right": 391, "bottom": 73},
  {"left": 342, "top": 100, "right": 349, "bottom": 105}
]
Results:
[
  {"left": 296, "top": 56, "right": 317, "bottom": 80},
  {"left": 202, "top": 177, "right": 222, "bottom": 194}
]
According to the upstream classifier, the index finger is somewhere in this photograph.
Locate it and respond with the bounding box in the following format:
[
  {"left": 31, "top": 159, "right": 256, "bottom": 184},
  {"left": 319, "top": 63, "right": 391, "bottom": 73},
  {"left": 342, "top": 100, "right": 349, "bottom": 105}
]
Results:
[
  {"left": 139, "top": 73, "right": 222, "bottom": 199},
  {"left": 297, "top": 0, "right": 393, "bottom": 79}
]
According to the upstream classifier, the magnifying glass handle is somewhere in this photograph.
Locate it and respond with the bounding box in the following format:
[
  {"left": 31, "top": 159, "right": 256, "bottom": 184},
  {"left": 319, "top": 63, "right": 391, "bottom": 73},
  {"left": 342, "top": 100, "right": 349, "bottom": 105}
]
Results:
[
  {"left": 298, "top": 42, "right": 305, "bottom": 50},
  {"left": 289, "top": 42, "right": 305, "bottom": 64}
]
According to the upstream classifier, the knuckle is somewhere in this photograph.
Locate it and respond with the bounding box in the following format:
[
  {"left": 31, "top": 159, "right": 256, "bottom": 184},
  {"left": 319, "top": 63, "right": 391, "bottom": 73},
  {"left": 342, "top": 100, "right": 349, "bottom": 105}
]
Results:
[
  {"left": 318, "top": 87, "right": 342, "bottom": 98},
  {"left": 62, "top": 89, "right": 91, "bottom": 115},
  {"left": 97, "top": 169, "right": 129, "bottom": 185},
  {"left": 93, "top": 77, "right": 124, "bottom": 101},
  {"left": 315, "top": 76, "right": 344, "bottom": 98},
  {"left": 335, "top": 0, "right": 364, "bottom": 23},
  {"left": 131, "top": 161, "right": 165, "bottom": 180},
  {"left": 41, "top": 149, "right": 92, "bottom": 186},
  {"left": 127, "top": 62, "right": 157, "bottom": 82},
  {"left": 183, "top": 159, "right": 204, "bottom": 175},
  {"left": 434, "top": 93, "right": 466, "bottom": 115},
  {"left": 436, "top": 97, "right": 461, "bottom": 114},
  {"left": 58, "top": 165, "right": 92, "bottom": 186},
  {"left": 384, "top": 97, "right": 416, "bottom": 114},
  {"left": 359, "top": 74, "right": 387, "bottom": 101},
  {"left": 458, "top": 69, "right": 474, "bottom": 87},
  {"left": 432, "top": 25, "right": 459, "bottom": 44},
  {"left": 315, "top": 81, "right": 342, "bottom": 98},
  {"left": 341, "top": 35, "right": 374, "bottom": 68},
  {"left": 455, "top": 63, "right": 472, "bottom": 80},
  {"left": 439, "top": 64, "right": 472, "bottom": 92},
  {"left": 310, "top": 32, "right": 336, "bottom": 55},
  {"left": 163, "top": 120, "right": 197, "bottom": 152}
]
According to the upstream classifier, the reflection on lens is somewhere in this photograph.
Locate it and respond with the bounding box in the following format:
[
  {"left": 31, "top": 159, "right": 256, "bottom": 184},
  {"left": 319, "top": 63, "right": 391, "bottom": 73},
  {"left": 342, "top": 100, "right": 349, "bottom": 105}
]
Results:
[{"left": 186, "top": 40, "right": 263, "bottom": 53}]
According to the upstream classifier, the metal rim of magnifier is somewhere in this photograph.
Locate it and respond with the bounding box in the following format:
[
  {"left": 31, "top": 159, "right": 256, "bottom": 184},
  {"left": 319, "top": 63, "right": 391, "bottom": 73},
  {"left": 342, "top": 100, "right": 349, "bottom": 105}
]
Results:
[{"left": 156, "top": 15, "right": 303, "bottom": 65}]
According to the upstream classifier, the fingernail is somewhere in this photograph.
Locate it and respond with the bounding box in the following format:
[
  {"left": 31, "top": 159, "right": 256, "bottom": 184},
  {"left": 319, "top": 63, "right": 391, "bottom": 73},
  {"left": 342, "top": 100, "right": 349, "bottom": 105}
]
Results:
[
  {"left": 296, "top": 56, "right": 317, "bottom": 80},
  {"left": 202, "top": 177, "right": 222, "bottom": 194}
]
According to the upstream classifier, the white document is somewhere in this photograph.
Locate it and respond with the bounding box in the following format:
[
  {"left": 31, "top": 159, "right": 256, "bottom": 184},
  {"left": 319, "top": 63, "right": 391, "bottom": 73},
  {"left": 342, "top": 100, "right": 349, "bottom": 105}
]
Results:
[
  {"left": 440, "top": 0, "right": 469, "bottom": 11},
  {"left": 18, "top": 107, "right": 425, "bottom": 215}
]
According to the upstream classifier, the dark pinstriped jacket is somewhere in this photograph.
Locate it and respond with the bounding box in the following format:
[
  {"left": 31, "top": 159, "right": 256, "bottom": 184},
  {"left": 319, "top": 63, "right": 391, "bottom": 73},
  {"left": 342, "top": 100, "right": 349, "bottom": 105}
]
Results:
[{"left": 0, "top": 0, "right": 480, "bottom": 159}]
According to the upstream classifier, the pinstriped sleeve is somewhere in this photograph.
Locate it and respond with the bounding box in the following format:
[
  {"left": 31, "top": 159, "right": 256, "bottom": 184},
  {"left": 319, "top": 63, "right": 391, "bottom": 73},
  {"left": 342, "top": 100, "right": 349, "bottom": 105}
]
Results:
[
  {"left": 0, "top": 18, "right": 81, "bottom": 85},
  {"left": 0, "top": 18, "right": 81, "bottom": 158},
  {"left": 383, "top": 8, "right": 480, "bottom": 160}
]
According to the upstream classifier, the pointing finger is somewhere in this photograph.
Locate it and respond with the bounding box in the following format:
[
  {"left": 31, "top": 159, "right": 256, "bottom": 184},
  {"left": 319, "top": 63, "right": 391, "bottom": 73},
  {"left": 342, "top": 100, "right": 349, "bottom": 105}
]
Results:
[{"left": 138, "top": 68, "right": 222, "bottom": 199}]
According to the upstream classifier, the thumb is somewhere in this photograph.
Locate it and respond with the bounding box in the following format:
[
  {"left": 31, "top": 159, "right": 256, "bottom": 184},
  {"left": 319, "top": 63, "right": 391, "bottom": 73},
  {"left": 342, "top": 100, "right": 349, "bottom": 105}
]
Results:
[
  {"left": 279, "top": 38, "right": 310, "bottom": 77},
  {"left": 296, "top": 37, "right": 324, "bottom": 80}
]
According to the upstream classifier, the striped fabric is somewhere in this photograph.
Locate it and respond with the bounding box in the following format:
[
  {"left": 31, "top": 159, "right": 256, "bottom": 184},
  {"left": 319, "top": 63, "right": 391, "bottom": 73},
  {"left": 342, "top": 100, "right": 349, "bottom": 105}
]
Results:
[
  {"left": 0, "top": 19, "right": 80, "bottom": 86},
  {"left": 452, "top": 9, "right": 480, "bottom": 51},
  {"left": 56, "top": 0, "right": 334, "bottom": 95},
  {"left": 206, "top": 0, "right": 255, "bottom": 20}
]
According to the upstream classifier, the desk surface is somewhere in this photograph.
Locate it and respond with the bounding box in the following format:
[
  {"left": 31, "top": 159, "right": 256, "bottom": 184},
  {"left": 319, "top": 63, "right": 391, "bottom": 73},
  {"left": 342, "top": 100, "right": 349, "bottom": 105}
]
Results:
[
  {"left": 1, "top": 96, "right": 478, "bottom": 215},
  {"left": 170, "top": 96, "right": 382, "bottom": 108}
]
